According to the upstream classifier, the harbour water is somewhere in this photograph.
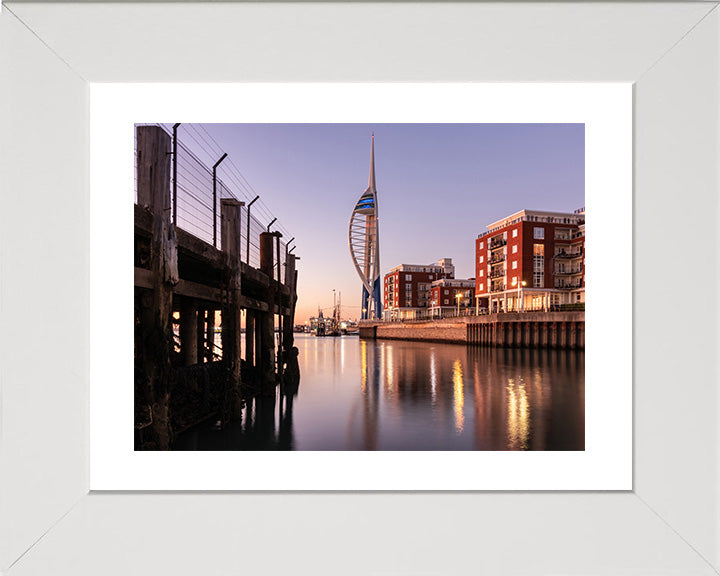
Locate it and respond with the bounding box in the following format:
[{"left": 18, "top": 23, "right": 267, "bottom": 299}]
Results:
[{"left": 174, "top": 333, "right": 584, "bottom": 451}]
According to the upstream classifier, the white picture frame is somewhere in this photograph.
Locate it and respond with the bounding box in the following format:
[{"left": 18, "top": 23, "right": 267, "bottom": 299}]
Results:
[{"left": 2, "top": 2, "right": 719, "bottom": 574}]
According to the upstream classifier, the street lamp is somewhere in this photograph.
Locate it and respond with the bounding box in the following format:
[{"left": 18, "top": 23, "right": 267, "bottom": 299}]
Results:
[
  {"left": 513, "top": 278, "right": 527, "bottom": 312},
  {"left": 456, "top": 292, "right": 462, "bottom": 316}
]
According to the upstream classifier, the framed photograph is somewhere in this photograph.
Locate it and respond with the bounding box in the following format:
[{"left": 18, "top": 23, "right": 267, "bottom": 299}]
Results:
[
  {"left": 2, "top": 2, "right": 718, "bottom": 574},
  {"left": 91, "top": 83, "right": 630, "bottom": 491}
]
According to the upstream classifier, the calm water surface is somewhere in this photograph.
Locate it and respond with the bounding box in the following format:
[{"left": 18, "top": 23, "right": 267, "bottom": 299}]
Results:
[{"left": 175, "top": 334, "right": 584, "bottom": 451}]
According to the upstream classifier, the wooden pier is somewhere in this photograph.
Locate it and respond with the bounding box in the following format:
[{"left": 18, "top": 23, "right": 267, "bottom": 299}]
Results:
[{"left": 134, "top": 126, "right": 299, "bottom": 450}]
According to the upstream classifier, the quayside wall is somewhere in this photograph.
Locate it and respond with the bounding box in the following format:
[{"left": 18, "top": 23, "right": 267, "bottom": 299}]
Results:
[{"left": 359, "top": 311, "right": 584, "bottom": 349}]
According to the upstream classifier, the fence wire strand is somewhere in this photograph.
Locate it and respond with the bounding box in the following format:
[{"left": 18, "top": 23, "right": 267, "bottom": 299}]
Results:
[{"left": 135, "top": 123, "right": 290, "bottom": 277}]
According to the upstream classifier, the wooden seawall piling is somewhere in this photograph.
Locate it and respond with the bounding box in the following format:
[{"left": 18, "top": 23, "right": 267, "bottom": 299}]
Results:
[{"left": 359, "top": 312, "right": 584, "bottom": 350}]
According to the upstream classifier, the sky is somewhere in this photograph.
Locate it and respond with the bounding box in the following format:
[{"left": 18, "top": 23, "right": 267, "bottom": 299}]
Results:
[{"left": 189, "top": 123, "right": 584, "bottom": 324}]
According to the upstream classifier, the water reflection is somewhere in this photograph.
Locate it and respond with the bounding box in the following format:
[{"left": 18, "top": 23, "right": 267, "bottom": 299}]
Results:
[
  {"left": 452, "top": 360, "right": 465, "bottom": 434},
  {"left": 174, "top": 335, "right": 584, "bottom": 451}
]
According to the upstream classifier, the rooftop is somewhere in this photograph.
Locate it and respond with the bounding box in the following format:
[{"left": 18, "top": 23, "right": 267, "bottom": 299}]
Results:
[{"left": 480, "top": 209, "right": 584, "bottom": 238}]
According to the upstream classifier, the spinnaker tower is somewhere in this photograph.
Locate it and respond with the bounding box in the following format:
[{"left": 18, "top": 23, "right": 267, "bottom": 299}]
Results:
[{"left": 348, "top": 134, "right": 382, "bottom": 320}]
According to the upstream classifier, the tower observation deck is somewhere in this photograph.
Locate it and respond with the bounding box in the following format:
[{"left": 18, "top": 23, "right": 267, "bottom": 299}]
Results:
[{"left": 348, "top": 134, "right": 382, "bottom": 320}]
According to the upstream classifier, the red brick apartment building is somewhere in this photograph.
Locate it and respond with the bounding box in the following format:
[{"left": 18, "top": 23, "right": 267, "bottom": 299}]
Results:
[
  {"left": 429, "top": 278, "right": 475, "bottom": 319},
  {"left": 475, "top": 209, "right": 585, "bottom": 313},
  {"left": 384, "top": 258, "right": 457, "bottom": 320}
]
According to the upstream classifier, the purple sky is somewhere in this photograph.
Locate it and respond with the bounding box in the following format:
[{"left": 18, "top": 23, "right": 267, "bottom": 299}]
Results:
[{"left": 196, "top": 123, "right": 584, "bottom": 323}]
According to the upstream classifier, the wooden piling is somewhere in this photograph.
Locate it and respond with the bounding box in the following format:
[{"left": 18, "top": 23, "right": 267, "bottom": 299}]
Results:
[
  {"left": 135, "top": 126, "right": 177, "bottom": 450},
  {"left": 221, "top": 198, "right": 245, "bottom": 418},
  {"left": 245, "top": 309, "right": 255, "bottom": 369},
  {"left": 180, "top": 297, "right": 197, "bottom": 366},
  {"left": 259, "top": 231, "right": 276, "bottom": 389},
  {"left": 196, "top": 306, "right": 206, "bottom": 362},
  {"left": 206, "top": 309, "right": 215, "bottom": 362}
]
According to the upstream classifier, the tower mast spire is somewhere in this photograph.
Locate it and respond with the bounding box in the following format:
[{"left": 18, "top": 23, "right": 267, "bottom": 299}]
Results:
[
  {"left": 348, "top": 133, "right": 382, "bottom": 320},
  {"left": 368, "top": 132, "right": 376, "bottom": 191}
]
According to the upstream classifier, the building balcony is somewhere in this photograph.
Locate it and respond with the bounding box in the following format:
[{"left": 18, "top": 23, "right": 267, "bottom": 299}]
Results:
[
  {"left": 490, "top": 284, "right": 506, "bottom": 293},
  {"left": 555, "top": 282, "right": 584, "bottom": 290},
  {"left": 489, "top": 267, "right": 505, "bottom": 279},
  {"left": 489, "top": 254, "right": 506, "bottom": 264},
  {"left": 554, "top": 268, "right": 583, "bottom": 275},
  {"left": 489, "top": 238, "right": 507, "bottom": 250},
  {"left": 554, "top": 250, "right": 583, "bottom": 259}
]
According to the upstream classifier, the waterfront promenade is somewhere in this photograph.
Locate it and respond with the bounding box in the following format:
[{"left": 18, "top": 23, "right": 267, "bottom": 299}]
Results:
[{"left": 359, "top": 311, "right": 584, "bottom": 349}]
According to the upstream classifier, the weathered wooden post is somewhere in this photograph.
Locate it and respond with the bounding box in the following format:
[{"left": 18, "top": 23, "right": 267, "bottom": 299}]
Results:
[
  {"left": 196, "top": 306, "right": 206, "bottom": 362},
  {"left": 274, "top": 233, "right": 283, "bottom": 380},
  {"left": 180, "top": 297, "right": 198, "bottom": 366},
  {"left": 205, "top": 309, "right": 215, "bottom": 362},
  {"left": 245, "top": 309, "right": 255, "bottom": 369},
  {"left": 524, "top": 321, "right": 531, "bottom": 348},
  {"left": 135, "top": 125, "right": 177, "bottom": 450},
  {"left": 578, "top": 321, "right": 585, "bottom": 348},
  {"left": 221, "top": 198, "right": 245, "bottom": 419},
  {"left": 283, "top": 253, "right": 298, "bottom": 352},
  {"left": 259, "top": 231, "right": 277, "bottom": 390},
  {"left": 282, "top": 253, "right": 300, "bottom": 389}
]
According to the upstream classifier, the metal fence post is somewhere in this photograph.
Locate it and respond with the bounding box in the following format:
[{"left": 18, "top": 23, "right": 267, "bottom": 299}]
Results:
[
  {"left": 246, "top": 195, "right": 259, "bottom": 264},
  {"left": 212, "top": 152, "right": 228, "bottom": 247}
]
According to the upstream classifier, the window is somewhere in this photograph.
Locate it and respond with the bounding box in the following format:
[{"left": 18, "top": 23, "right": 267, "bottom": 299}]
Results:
[
  {"left": 479, "top": 270, "right": 484, "bottom": 277},
  {"left": 512, "top": 229, "right": 518, "bottom": 238},
  {"left": 511, "top": 276, "right": 517, "bottom": 286},
  {"left": 405, "top": 283, "right": 412, "bottom": 291},
  {"left": 405, "top": 274, "right": 412, "bottom": 281},
  {"left": 479, "top": 283, "right": 484, "bottom": 291},
  {"left": 534, "top": 227, "right": 545, "bottom": 239},
  {"left": 512, "top": 245, "right": 518, "bottom": 254},
  {"left": 479, "top": 242, "right": 484, "bottom": 249},
  {"left": 533, "top": 243, "right": 545, "bottom": 287},
  {"left": 444, "top": 289, "right": 449, "bottom": 295},
  {"left": 429, "top": 274, "right": 433, "bottom": 280},
  {"left": 512, "top": 261, "right": 517, "bottom": 270},
  {"left": 479, "top": 255, "right": 484, "bottom": 263},
  {"left": 444, "top": 299, "right": 449, "bottom": 305}
]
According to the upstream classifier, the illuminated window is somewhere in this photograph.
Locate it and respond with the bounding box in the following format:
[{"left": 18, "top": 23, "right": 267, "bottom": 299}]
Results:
[
  {"left": 512, "top": 229, "right": 518, "bottom": 238},
  {"left": 479, "top": 242, "right": 484, "bottom": 249},
  {"left": 479, "top": 270, "right": 484, "bottom": 277},
  {"left": 512, "top": 261, "right": 517, "bottom": 269},
  {"left": 479, "top": 255, "right": 484, "bottom": 263},
  {"left": 533, "top": 243, "right": 545, "bottom": 287},
  {"left": 512, "top": 245, "right": 518, "bottom": 254}
]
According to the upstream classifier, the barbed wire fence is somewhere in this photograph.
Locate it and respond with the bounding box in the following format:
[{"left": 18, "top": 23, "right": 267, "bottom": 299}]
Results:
[{"left": 135, "top": 123, "right": 293, "bottom": 281}]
